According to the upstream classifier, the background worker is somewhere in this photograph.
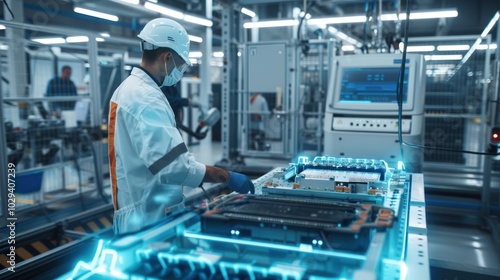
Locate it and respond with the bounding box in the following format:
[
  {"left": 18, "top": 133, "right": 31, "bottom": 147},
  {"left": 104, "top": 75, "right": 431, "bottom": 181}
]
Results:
[
  {"left": 46, "top": 65, "right": 77, "bottom": 116},
  {"left": 108, "top": 18, "right": 254, "bottom": 234}
]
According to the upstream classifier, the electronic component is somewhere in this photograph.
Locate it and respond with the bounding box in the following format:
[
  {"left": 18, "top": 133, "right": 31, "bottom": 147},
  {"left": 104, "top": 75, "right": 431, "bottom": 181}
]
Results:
[{"left": 201, "top": 195, "right": 394, "bottom": 252}]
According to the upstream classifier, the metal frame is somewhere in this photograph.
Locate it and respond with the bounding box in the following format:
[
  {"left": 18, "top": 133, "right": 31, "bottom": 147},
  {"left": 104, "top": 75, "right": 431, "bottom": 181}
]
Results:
[{"left": 0, "top": 19, "right": 103, "bottom": 225}]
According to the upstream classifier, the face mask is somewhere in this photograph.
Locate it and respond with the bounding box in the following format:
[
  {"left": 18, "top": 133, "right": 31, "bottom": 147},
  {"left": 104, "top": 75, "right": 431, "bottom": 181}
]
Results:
[{"left": 162, "top": 56, "right": 183, "bottom": 87}]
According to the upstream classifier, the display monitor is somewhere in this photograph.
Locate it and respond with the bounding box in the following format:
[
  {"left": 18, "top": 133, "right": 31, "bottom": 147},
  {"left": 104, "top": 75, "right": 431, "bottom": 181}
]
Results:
[
  {"left": 328, "top": 54, "right": 425, "bottom": 113},
  {"left": 338, "top": 67, "right": 408, "bottom": 104}
]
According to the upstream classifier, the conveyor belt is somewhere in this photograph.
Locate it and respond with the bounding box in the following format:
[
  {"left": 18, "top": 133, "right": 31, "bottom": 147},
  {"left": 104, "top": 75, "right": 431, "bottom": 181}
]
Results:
[{"left": 0, "top": 203, "right": 114, "bottom": 277}]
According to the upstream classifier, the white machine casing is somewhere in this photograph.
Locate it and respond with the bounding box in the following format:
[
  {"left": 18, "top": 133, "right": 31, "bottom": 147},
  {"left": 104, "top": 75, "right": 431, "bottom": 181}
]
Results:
[{"left": 323, "top": 53, "right": 426, "bottom": 172}]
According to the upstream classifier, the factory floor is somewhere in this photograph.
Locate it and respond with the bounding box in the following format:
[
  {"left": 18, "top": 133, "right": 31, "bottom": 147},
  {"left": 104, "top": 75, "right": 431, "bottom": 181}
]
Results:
[
  {"left": 4, "top": 138, "right": 500, "bottom": 279},
  {"left": 191, "top": 140, "right": 500, "bottom": 280}
]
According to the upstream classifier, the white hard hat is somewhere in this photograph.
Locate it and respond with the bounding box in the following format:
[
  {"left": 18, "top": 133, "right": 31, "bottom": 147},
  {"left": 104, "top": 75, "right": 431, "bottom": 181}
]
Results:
[{"left": 138, "top": 18, "right": 192, "bottom": 66}]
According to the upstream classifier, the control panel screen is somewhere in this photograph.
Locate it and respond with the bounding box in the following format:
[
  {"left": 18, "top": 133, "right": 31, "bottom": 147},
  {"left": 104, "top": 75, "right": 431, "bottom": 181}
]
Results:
[{"left": 338, "top": 67, "right": 408, "bottom": 104}]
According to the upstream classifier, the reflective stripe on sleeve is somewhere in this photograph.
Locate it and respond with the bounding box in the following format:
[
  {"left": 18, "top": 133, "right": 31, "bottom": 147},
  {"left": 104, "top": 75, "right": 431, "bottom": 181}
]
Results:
[{"left": 148, "top": 143, "right": 188, "bottom": 175}]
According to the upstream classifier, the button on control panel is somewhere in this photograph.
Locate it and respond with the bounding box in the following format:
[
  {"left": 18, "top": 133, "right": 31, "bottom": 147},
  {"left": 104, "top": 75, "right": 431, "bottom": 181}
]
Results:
[{"left": 332, "top": 117, "right": 411, "bottom": 133}]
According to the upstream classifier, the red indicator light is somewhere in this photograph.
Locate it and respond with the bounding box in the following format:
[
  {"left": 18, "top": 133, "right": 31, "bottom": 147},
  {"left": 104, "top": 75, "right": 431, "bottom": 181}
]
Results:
[{"left": 492, "top": 127, "right": 500, "bottom": 143}]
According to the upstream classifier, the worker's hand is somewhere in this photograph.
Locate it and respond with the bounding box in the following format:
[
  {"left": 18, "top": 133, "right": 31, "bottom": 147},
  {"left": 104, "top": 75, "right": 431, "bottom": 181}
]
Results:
[{"left": 227, "top": 171, "right": 255, "bottom": 194}]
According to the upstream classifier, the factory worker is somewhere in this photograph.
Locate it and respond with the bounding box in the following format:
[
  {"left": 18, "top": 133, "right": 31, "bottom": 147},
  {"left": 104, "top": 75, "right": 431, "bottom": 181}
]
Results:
[{"left": 108, "top": 18, "right": 254, "bottom": 234}]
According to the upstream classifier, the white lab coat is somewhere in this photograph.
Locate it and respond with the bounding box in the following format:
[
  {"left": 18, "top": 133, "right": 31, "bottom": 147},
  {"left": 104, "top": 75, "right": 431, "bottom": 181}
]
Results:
[{"left": 108, "top": 67, "right": 205, "bottom": 234}]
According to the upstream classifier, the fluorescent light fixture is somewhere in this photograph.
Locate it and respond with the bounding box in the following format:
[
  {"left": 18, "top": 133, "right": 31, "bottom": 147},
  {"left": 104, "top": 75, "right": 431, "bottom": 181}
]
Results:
[
  {"left": 74, "top": 7, "right": 119, "bottom": 22},
  {"left": 213, "top": 51, "right": 224, "bottom": 58},
  {"left": 241, "top": 7, "right": 256, "bottom": 18},
  {"left": 342, "top": 45, "right": 355, "bottom": 52},
  {"left": 328, "top": 26, "right": 339, "bottom": 34},
  {"left": 327, "top": 26, "right": 359, "bottom": 45},
  {"left": 96, "top": 37, "right": 105, "bottom": 42},
  {"left": 119, "top": 0, "right": 139, "bottom": 4},
  {"left": 100, "top": 32, "right": 110, "bottom": 38},
  {"left": 210, "top": 61, "right": 224, "bottom": 67},
  {"left": 147, "top": 0, "right": 158, "bottom": 2},
  {"left": 32, "top": 37, "right": 66, "bottom": 44},
  {"left": 245, "top": 8, "right": 458, "bottom": 30},
  {"left": 405, "top": 45, "right": 435, "bottom": 52},
  {"left": 381, "top": 9, "right": 458, "bottom": 21},
  {"left": 437, "top": 44, "right": 469, "bottom": 51},
  {"left": 481, "top": 11, "right": 499, "bottom": 37},
  {"left": 308, "top": 15, "right": 366, "bottom": 25},
  {"left": 66, "top": 36, "right": 89, "bottom": 43},
  {"left": 188, "top": 35, "right": 203, "bottom": 43},
  {"left": 124, "top": 65, "right": 132, "bottom": 71},
  {"left": 0, "top": 24, "right": 5, "bottom": 30},
  {"left": 424, "top": 54, "right": 463, "bottom": 61},
  {"left": 477, "top": 43, "right": 497, "bottom": 50},
  {"left": 189, "top": 51, "right": 203, "bottom": 58},
  {"left": 144, "top": 2, "right": 183, "bottom": 19},
  {"left": 183, "top": 14, "right": 212, "bottom": 27},
  {"left": 0, "top": 44, "right": 8, "bottom": 50},
  {"left": 243, "top": 19, "right": 298, "bottom": 29},
  {"left": 336, "top": 31, "right": 358, "bottom": 45},
  {"left": 189, "top": 58, "right": 198, "bottom": 64}
]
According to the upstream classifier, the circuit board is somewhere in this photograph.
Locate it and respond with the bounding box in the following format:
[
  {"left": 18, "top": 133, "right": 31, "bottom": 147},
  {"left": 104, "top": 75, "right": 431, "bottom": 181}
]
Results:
[{"left": 201, "top": 194, "right": 395, "bottom": 252}]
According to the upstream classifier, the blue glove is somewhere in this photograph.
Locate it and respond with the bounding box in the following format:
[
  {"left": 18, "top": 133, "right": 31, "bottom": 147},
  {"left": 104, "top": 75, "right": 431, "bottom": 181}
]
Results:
[{"left": 227, "top": 171, "right": 255, "bottom": 194}]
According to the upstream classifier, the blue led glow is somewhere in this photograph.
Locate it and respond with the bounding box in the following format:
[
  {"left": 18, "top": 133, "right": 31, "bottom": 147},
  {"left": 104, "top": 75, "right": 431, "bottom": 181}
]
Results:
[
  {"left": 312, "top": 239, "right": 318, "bottom": 245},
  {"left": 318, "top": 240, "right": 324, "bottom": 246},
  {"left": 67, "top": 239, "right": 128, "bottom": 279},
  {"left": 184, "top": 231, "right": 366, "bottom": 260},
  {"left": 297, "top": 156, "right": 310, "bottom": 164},
  {"left": 69, "top": 240, "right": 104, "bottom": 279}
]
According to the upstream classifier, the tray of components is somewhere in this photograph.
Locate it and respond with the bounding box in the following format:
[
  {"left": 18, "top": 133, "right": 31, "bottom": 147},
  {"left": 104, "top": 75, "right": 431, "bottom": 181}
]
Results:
[{"left": 201, "top": 194, "right": 394, "bottom": 252}]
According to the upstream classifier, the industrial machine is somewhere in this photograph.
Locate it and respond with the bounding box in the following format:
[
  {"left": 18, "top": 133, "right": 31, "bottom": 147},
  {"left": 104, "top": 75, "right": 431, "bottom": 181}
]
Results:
[
  {"left": 63, "top": 155, "right": 429, "bottom": 280},
  {"left": 324, "top": 54, "right": 426, "bottom": 172}
]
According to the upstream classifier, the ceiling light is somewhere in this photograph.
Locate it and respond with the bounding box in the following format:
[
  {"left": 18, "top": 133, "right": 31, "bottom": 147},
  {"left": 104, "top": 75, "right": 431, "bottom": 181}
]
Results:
[
  {"left": 189, "top": 51, "right": 203, "bottom": 58},
  {"left": 144, "top": 2, "right": 183, "bottom": 19},
  {"left": 66, "top": 36, "right": 89, "bottom": 43},
  {"left": 327, "top": 26, "right": 359, "bottom": 45},
  {"left": 0, "top": 44, "right": 8, "bottom": 50},
  {"left": 241, "top": 8, "right": 256, "bottom": 18},
  {"left": 405, "top": 45, "right": 435, "bottom": 52},
  {"left": 381, "top": 9, "right": 458, "bottom": 21},
  {"left": 120, "top": 0, "right": 140, "bottom": 5},
  {"left": 183, "top": 14, "right": 212, "bottom": 27},
  {"left": 245, "top": 8, "right": 458, "bottom": 30},
  {"left": 188, "top": 35, "right": 203, "bottom": 43},
  {"left": 32, "top": 37, "right": 66, "bottom": 44},
  {"left": 96, "top": 37, "right": 105, "bottom": 42},
  {"left": 0, "top": 25, "right": 5, "bottom": 30},
  {"left": 100, "top": 32, "right": 110, "bottom": 38},
  {"left": 342, "top": 45, "right": 355, "bottom": 52},
  {"left": 243, "top": 19, "right": 298, "bottom": 29},
  {"left": 477, "top": 43, "right": 497, "bottom": 50},
  {"left": 74, "top": 7, "right": 119, "bottom": 22},
  {"left": 308, "top": 15, "right": 366, "bottom": 25},
  {"left": 481, "top": 11, "right": 499, "bottom": 37},
  {"left": 424, "top": 55, "right": 463, "bottom": 61},
  {"left": 213, "top": 51, "right": 224, "bottom": 58},
  {"left": 437, "top": 45, "right": 469, "bottom": 51},
  {"left": 189, "top": 58, "right": 198, "bottom": 64},
  {"left": 119, "top": 0, "right": 139, "bottom": 4},
  {"left": 147, "top": 0, "right": 158, "bottom": 3}
]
